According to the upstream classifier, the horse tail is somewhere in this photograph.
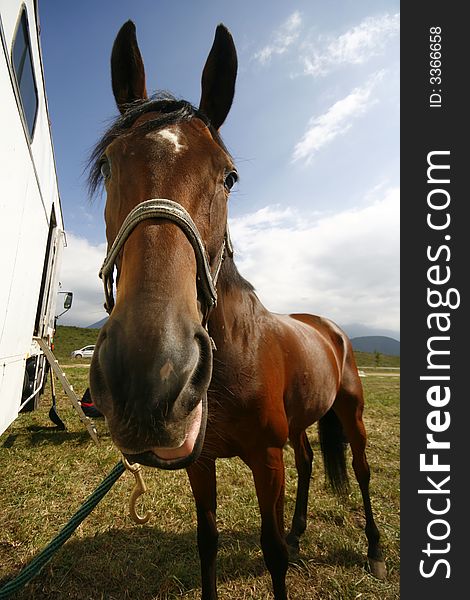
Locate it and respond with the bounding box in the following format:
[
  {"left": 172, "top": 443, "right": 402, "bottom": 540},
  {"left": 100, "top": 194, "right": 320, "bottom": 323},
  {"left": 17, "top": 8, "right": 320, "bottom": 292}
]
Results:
[{"left": 318, "top": 408, "right": 350, "bottom": 497}]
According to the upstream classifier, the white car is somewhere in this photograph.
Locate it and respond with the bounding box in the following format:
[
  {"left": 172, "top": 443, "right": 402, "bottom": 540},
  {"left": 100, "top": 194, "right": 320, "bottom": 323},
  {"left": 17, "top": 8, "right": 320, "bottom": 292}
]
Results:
[{"left": 71, "top": 345, "right": 95, "bottom": 359}]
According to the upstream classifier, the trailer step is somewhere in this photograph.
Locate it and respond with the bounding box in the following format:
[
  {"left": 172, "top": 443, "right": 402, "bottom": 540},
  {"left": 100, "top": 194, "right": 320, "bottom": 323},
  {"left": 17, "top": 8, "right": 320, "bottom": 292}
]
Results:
[{"left": 34, "top": 338, "right": 99, "bottom": 445}]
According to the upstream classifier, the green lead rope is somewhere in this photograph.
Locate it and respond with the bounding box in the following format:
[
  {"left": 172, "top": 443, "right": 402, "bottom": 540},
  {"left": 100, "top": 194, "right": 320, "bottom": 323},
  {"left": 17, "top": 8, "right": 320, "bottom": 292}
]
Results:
[{"left": 0, "top": 461, "right": 126, "bottom": 599}]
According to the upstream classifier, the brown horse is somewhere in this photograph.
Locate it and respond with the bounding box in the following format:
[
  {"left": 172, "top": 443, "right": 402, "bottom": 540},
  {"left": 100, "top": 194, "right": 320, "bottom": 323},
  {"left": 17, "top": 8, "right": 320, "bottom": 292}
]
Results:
[{"left": 89, "top": 21, "right": 386, "bottom": 600}]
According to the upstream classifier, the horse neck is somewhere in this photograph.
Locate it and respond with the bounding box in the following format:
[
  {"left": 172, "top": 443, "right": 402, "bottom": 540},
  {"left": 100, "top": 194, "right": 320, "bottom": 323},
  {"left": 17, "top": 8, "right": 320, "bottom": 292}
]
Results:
[{"left": 208, "top": 256, "right": 267, "bottom": 350}]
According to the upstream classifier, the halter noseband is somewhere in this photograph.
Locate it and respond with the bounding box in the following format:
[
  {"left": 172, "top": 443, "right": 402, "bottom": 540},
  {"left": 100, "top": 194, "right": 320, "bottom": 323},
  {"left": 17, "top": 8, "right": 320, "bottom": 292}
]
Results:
[{"left": 99, "top": 198, "right": 231, "bottom": 326}]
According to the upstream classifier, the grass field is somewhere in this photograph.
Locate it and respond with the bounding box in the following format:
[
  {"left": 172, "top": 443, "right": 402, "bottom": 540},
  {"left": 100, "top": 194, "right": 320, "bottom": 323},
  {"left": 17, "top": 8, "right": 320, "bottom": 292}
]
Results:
[
  {"left": 0, "top": 364, "right": 399, "bottom": 599},
  {"left": 53, "top": 326, "right": 400, "bottom": 370},
  {"left": 53, "top": 326, "right": 100, "bottom": 363},
  {"left": 353, "top": 351, "right": 399, "bottom": 369}
]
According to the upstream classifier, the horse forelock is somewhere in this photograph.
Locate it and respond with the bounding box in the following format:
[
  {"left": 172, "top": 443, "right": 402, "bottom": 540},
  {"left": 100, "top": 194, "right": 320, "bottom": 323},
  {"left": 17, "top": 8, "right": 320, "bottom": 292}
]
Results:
[{"left": 87, "top": 92, "right": 230, "bottom": 198}]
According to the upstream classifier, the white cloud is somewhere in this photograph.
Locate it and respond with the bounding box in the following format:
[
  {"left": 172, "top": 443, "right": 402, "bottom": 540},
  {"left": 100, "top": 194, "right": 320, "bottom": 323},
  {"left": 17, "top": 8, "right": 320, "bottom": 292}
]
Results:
[
  {"left": 254, "top": 11, "right": 302, "bottom": 64},
  {"left": 292, "top": 71, "right": 383, "bottom": 164},
  {"left": 58, "top": 233, "right": 107, "bottom": 327},
  {"left": 302, "top": 13, "right": 399, "bottom": 76},
  {"left": 229, "top": 187, "right": 399, "bottom": 333}
]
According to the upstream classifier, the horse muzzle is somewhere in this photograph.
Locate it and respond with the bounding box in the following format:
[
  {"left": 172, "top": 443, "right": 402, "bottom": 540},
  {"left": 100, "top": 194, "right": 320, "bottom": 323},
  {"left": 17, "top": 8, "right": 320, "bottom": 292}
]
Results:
[
  {"left": 122, "top": 395, "right": 208, "bottom": 470},
  {"left": 90, "top": 317, "right": 212, "bottom": 470}
]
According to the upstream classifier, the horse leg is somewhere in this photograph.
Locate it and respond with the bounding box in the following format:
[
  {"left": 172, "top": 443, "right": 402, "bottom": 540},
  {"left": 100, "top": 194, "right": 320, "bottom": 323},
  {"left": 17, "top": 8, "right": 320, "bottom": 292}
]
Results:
[
  {"left": 333, "top": 389, "right": 387, "bottom": 580},
  {"left": 187, "top": 459, "right": 219, "bottom": 600},
  {"left": 286, "top": 429, "right": 313, "bottom": 556},
  {"left": 247, "top": 447, "right": 289, "bottom": 600}
]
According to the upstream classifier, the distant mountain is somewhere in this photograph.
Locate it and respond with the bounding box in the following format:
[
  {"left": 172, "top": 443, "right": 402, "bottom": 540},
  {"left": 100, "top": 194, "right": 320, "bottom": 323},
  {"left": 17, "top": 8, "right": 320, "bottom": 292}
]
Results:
[
  {"left": 340, "top": 322, "right": 400, "bottom": 341},
  {"left": 87, "top": 318, "right": 107, "bottom": 329},
  {"left": 351, "top": 336, "right": 400, "bottom": 356}
]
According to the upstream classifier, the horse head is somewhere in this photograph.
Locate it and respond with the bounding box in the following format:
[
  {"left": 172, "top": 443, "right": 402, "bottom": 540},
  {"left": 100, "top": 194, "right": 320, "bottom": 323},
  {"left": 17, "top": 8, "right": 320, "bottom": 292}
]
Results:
[{"left": 89, "top": 21, "right": 238, "bottom": 470}]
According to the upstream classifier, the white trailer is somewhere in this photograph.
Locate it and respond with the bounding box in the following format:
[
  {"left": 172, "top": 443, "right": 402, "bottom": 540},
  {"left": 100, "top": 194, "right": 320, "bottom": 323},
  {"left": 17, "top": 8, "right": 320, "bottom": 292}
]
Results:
[{"left": 0, "top": 0, "right": 68, "bottom": 435}]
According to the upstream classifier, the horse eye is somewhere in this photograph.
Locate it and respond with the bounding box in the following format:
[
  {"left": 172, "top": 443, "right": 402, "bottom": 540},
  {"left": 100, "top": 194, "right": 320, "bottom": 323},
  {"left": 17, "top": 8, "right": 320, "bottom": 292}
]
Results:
[
  {"left": 224, "top": 170, "right": 238, "bottom": 192},
  {"left": 100, "top": 158, "right": 111, "bottom": 179}
]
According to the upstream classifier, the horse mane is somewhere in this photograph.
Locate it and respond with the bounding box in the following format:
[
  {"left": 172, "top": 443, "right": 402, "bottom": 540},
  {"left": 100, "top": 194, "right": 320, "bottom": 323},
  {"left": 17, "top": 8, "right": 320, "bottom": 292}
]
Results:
[
  {"left": 87, "top": 92, "right": 231, "bottom": 197},
  {"left": 219, "top": 255, "right": 255, "bottom": 294}
]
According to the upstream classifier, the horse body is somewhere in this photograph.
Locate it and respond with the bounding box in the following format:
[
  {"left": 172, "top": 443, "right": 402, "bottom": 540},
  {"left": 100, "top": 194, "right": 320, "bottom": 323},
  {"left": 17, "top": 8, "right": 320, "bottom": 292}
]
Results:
[
  {"left": 89, "top": 20, "right": 385, "bottom": 600},
  {"left": 189, "top": 269, "right": 372, "bottom": 598},
  {"left": 206, "top": 280, "right": 346, "bottom": 456}
]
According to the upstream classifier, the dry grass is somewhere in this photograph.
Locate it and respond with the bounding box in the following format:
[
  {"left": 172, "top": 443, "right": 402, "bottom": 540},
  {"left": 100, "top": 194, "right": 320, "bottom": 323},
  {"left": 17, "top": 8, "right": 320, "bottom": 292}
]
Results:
[{"left": 0, "top": 369, "right": 399, "bottom": 599}]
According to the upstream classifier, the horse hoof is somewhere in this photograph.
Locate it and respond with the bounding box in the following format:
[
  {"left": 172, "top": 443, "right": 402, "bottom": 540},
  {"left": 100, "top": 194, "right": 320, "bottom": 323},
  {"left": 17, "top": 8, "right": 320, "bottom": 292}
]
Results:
[
  {"left": 285, "top": 535, "right": 300, "bottom": 562},
  {"left": 368, "top": 558, "right": 387, "bottom": 580},
  {"left": 287, "top": 545, "right": 300, "bottom": 563}
]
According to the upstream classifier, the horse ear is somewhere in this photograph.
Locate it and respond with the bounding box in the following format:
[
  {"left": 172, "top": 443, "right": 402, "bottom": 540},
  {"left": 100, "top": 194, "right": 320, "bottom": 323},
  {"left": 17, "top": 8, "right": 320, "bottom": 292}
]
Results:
[
  {"left": 199, "top": 24, "right": 237, "bottom": 129},
  {"left": 111, "top": 21, "right": 148, "bottom": 114}
]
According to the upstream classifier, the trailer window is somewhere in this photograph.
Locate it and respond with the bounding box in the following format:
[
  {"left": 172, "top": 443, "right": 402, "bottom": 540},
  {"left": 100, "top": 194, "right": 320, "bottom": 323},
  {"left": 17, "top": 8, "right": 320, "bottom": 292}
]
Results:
[{"left": 12, "top": 9, "right": 38, "bottom": 140}]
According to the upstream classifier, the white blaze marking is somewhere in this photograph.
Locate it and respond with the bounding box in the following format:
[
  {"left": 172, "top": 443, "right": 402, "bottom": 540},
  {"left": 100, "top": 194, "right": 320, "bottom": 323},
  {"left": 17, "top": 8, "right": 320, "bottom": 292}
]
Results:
[{"left": 158, "top": 128, "right": 186, "bottom": 153}]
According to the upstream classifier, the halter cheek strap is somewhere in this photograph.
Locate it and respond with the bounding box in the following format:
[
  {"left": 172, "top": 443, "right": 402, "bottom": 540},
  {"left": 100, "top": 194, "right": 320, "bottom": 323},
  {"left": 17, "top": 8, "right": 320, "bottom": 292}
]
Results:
[{"left": 99, "top": 198, "right": 229, "bottom": 326}]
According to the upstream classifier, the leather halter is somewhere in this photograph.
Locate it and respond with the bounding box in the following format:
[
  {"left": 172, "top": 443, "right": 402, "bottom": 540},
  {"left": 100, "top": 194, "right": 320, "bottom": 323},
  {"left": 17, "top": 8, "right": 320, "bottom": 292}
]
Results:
[{"left": 99, "top": 198, "right": 231, "bottom": 326}]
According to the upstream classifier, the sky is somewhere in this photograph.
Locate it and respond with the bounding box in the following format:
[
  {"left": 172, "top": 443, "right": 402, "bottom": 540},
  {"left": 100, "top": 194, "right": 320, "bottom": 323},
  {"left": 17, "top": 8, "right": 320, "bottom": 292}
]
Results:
[{"left": 40, "top": 0, "right": 399, "bottom": 338}]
